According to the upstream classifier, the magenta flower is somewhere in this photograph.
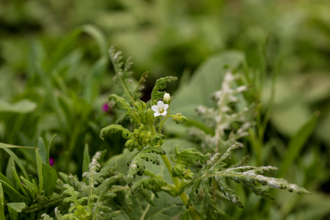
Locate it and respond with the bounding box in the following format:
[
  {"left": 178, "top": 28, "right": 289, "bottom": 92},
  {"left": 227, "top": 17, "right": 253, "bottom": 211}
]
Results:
[
  {"left": 49, "top": 157, "right": 55, "bottom": 166},
  {"left": 102, "top": 103, "right": 109, "bottom": 112}
]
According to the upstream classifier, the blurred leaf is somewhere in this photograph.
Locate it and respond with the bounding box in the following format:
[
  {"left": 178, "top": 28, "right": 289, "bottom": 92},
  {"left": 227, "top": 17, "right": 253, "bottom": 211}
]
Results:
[
  {"left": 0, "top": 99, "right": 37, "bottom": 113},
  {"left": 38, "top": 137, "right": 47, "bottom": 164},
  {"left": 278, "top": 112, "right": 319, "bottom": 178},
  {"left": 42, "top": 163, "right": 58, "bottom": 197},
  {"left": 82, "top": 24, "right": 108, "bottom": 57},
  {"left": 46, "top": 134, "right": 57, "bottom": 166},
  {"left": 165, "top": 51, "right": 245, "bottom": 134},
  {"left": 0, "top": 183, "right": 5, "bottom": 220},
  {"left": 0, "top": 142, "right": 38, "bottom": 150}
]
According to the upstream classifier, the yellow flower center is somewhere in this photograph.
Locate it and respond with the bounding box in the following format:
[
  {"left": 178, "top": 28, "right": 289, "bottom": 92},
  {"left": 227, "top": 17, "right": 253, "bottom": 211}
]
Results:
[{"left": 159, "top": 107, "right": 164, "bottom": 113}]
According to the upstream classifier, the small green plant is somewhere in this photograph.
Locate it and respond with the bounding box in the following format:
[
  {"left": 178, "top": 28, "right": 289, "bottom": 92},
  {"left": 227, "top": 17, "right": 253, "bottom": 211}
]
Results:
[
  {"left": 57, "top": 47, "right": 307, "bottom": 220},
  {"left": 0, "top": 47, "right": 311, "bottom": 220}
]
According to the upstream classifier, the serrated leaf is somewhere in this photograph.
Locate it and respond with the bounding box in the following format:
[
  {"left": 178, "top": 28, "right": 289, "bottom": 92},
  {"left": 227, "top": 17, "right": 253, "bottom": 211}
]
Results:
[
  {"left": 100, "top": 124, "right": 132, "bottom": 140},
  {"left": 127, "top": 147, "right": 166, "bottom": 185},
  {"left": 134, "top": 72, "right": 149, "bottom": 99},
  {"left": 151, "top": 76, "right": 177, "bottom": 104},
  {"left": 180, "top": 146, "right": 310, "bottom": 218},
  {"left": 173, "top": 146, "right": 209, "bottom": 166}
]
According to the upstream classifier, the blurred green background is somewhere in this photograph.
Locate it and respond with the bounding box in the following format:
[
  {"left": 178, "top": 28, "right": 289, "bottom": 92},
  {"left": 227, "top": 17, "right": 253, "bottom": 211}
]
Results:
[{"left": 1, "top": 0, "right": 330, "bottom": 219}]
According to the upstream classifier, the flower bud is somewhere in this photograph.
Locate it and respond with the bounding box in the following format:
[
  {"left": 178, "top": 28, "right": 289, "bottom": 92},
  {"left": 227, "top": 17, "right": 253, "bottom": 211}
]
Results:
[{"left": 163, "top": 93, "right": 171, "bottom": 104}]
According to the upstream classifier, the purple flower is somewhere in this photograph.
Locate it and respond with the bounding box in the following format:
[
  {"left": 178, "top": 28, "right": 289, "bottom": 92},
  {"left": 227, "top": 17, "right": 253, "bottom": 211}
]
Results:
[
  {"left": 49, "top": 157, "right": 55, "bottom": 166},
  {"left": 102, "top": 103, "right": 109, "bottom": 112}
]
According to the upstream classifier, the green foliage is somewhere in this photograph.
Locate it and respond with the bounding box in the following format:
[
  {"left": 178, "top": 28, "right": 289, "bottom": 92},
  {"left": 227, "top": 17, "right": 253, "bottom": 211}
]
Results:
[
  {"left": 127, "top": 147, "right": 166, "bottom": 185},
  {"left": 180, "top": 144, "right": 310, "bottom": 218},
  {"left": 151, "top": 76, "right": 177, "bottom": 105}
]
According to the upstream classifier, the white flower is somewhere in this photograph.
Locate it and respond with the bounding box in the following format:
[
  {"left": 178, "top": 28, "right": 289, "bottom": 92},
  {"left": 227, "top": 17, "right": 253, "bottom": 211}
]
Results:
[
  {"left": 163, "top": 93, "right": 171, "bottom": 102},
  {"left": 151, "top": 101, "right": 169, "bottom": 117}
]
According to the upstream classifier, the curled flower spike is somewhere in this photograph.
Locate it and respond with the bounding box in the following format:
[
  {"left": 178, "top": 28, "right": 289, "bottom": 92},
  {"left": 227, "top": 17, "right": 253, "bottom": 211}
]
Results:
[{"left": 151, "top": 101, "right": 169, "bottom": 117}]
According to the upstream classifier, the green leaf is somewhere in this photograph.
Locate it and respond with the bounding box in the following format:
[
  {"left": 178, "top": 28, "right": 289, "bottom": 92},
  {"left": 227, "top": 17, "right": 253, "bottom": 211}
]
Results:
[
  {"left": 0, "top": 180, "right": 30, "bottom": 203},
  {"left": 172, "top": 146, "right": 209, "bottom": 166},
  {"left": 2, "top": 148, "right": 30, "bottom": 179},
  {"left": 0, "top": 183, "right": 5, "bottom": 220},
  {"left": 7, "top": 202, "right": 26, "bottom": 220},
  {"left": 134, "top": 72, "right": 149, "bottom": 99},
  {"left": 127, "top": 147, "right": 166, "bottom": 185},
  {"left": 151, "top": 76, "right": 177, "bottom": 104},
  {"left": 42, "top": 163, "right": 58, "bottom": 197},
  {"left": 277, "top": 112, "right": 319, "bottom": 177},
  {"left": 180, "top": 147, "right": 310, "bottom": 218},
  {"left": 180, "top": 210, "right": 190, "bottom": 220},
  {"left": 82, "top": 144, "right": 91, "bottom": 184},
  {"left": 12, "top": 167, "right": 29, "bottom": 198},
  {"left": 38, "top": 137, "right": 47, "bottom": 164},
  {"left": 164, "top": 51, "right": 245, "bottom": 134},
  {"left": 46, "top": 134, "right": 57, "bottom": 166},
  {"left": 82, "top": 25, "right": 108, "bottom": 58},
  {"left": 20, "top": 177, "right": 38, "bottom": 199},
  {"left": 0, "top": 99, "right": 37, "bottom": 113},
  {"left": 0, "top": 142, "right": 38, "bottom": 150},
  {"left": 100, "top": 124, "right": 132, "bottom": 141},
  {"left": 35, "top": 150, "right": 43, "bottom": 194},
  {"left": 6, "top": 157, "right": 16, "bottom": 189}
]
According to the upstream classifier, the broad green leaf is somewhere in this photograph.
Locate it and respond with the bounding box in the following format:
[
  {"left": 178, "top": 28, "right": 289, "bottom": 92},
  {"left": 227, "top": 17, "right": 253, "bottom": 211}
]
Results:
[
  {"left": 0, "top": 180, "right": 30, "bottom": 203},
  {"left": 0, "top": 99, "right": 37, "bottom": 113},
  {"left": 278, "top": 112, "right": 319, "bottom": 177},
  {"left": 42, "top": 163, "right": 58, "bottom": 197},
  {"left": 38, "top": 137, "right": 47, "bottom": 164},
  {"left": 164, "top": 51, "right": 245, "bottom": 134},
  {"left": 0, "top": 183, "right": 5, "bottom": 220},
  {"left": 7, "top": 202, "right": 26, "bottom": 220},
  {"left": 35, "top": 150, "right": 43, "bottom": 194}
]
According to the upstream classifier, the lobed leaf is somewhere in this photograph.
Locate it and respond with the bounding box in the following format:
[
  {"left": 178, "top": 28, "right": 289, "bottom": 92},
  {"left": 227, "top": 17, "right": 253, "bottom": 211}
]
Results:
[
  {"left": 127, "top": 147, "right": 166, "bottom": 185},
  {"left": 151, "top": 76, "right": 177, "bottom": 104}
]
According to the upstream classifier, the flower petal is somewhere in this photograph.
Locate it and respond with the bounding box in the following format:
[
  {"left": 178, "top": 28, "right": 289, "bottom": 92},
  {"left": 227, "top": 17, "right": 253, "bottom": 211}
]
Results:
[
  {"left": 163, "top": 104, "right": 169, "bottom": 110},
  {"left": 154, "top": 112, "right": 161, "bottom": 117},
  {"left": 157, "top": 100, "right": 164, "bottom": 107},
  {"left": 160, "top": 110, "right": 167, "bottom": 116},
  {"left": 151, "top": 105, "right": 158, "bottom": 112}
]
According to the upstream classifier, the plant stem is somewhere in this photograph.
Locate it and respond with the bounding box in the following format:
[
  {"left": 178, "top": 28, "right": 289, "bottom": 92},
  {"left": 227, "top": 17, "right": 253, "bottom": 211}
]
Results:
[{"left": 150, "top": 125, "right": 201, "bottom": 220}]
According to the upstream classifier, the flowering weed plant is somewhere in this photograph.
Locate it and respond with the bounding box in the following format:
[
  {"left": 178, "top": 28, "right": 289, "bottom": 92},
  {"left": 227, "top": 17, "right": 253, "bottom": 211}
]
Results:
[{"left": 0, "top": 47, "right": 310, "bottom": 220}]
